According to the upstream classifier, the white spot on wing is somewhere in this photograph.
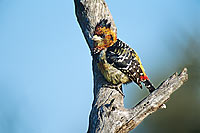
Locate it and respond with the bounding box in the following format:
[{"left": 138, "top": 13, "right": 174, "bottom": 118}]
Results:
[{"left": 137, "top": 78, "right": 139, "bottom": 83}]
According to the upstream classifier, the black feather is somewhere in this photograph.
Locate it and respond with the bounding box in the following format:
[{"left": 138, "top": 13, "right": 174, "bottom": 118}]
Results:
[{"left": 106, "top": 39, "right": 142, "bottom": 85}]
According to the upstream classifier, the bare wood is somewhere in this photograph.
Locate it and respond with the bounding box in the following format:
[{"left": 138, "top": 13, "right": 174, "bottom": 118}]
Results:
[{"left": 74, "top": 0, "right": 188, "bottom": 132}]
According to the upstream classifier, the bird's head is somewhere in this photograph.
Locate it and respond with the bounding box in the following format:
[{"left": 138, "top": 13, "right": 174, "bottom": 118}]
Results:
[{"left": 92, "top": 19, "right": 117, "bottom": 53}]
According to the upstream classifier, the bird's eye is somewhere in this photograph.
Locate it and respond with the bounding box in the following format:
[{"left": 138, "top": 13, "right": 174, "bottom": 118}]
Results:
[{"left": 110, "top": 35, "right": 113, "bottom": 41}]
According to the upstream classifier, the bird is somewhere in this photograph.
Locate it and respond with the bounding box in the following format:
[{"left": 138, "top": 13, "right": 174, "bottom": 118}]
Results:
[{"left": 92, "top": 19, "right": 155, "bottom": 95}]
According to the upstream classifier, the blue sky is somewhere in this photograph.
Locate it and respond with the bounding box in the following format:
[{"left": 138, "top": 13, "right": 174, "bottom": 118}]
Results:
[{"left": 0, "top": 0, "right": 199, "bottom": 133}]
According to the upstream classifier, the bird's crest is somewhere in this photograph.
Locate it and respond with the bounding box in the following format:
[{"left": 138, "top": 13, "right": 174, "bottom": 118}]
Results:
[{"left": 96, "top": 19, "right": 111, "bottom": 29}]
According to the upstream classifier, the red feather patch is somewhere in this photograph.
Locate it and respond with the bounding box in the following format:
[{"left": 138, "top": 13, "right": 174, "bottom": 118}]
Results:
[{"left": 140, "top": 75, "right": 149, "bottom": 81}]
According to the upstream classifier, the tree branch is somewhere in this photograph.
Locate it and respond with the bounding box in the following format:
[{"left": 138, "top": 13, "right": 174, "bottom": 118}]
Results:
[
  {"left": 116, "top": 68, "right": 188, "bottom": 132},
  {"left": 74, "top": 0, "right": 188, "bottom": 132}
]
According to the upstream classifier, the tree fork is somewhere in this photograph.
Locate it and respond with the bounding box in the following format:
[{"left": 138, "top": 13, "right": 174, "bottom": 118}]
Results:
[{"left": 74, "top": 0, "right": 188, "bottom": 132}]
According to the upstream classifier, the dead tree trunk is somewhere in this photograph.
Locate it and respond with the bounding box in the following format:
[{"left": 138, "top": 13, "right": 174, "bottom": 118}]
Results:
[{"left": 74, "top": 0, "right": 188, "bottom": 132}]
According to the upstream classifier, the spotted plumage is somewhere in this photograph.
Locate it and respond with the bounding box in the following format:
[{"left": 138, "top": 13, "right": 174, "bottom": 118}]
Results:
[{"left": 92, "top": 19, "right": 155, "bottom": 93}]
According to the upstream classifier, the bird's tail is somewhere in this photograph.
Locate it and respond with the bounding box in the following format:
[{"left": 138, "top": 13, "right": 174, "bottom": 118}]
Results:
[{"left": 143, "top": 79, "right": 155, "bottom": 93}]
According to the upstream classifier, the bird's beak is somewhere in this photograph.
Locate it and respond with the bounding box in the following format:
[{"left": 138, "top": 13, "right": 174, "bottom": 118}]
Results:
[{"left": 92, "top": 35, "right": 102, "bottom": 41}]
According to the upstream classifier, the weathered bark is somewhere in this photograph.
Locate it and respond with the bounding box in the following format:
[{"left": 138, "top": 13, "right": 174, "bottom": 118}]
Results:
[{"left": 74, "top": 0, "right": 188, "bottom": 132}]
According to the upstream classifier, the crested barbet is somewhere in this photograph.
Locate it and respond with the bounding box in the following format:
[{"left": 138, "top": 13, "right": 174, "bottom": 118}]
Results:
[{"left": 92, "top": 19, "right": 155, "bottom": 95}]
